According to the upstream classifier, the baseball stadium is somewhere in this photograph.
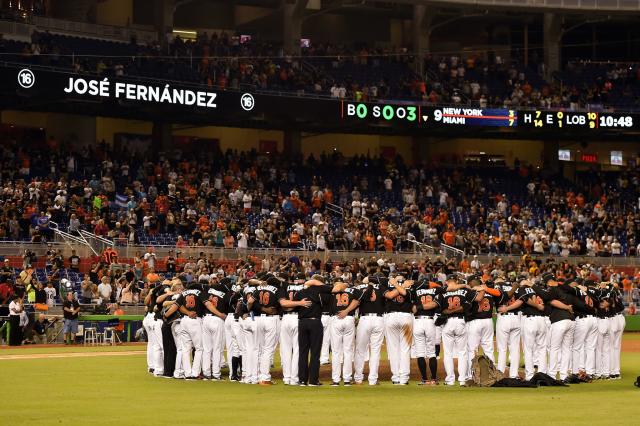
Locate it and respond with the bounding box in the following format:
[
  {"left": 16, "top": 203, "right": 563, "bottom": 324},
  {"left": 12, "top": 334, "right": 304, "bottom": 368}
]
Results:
[{"left": 2, "top": 1, "right": 640, "bottom": 425}]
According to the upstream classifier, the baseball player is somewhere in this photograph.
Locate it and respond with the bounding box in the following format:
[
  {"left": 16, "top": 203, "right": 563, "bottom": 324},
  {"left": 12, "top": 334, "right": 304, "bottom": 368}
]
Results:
[
  {"left": 238, "top": 279, "right": 260, "bottom": 384},
  {"left": 320, "top": 291, "right": 332, "bottom": 365},
  {"left": 155, "top": 280, "right": 177, "bottom": 378},
  {"left": 277, "top": 273, "right": 307, "bottom": 385},
  {"left": 248, "top": 276, "right": 281, "bottom": 385},
  {"left": 229, "top": 281, "right": 245, "bottom": 381},
  {"left": 354, "top": 273, "right": 387, "bottom": 386},
  {"left": 383, "top": 275, "right": 415, "bottom": 385},
  {"left": 609, "top": 283, "right": 625, "bottom": 379},
  {"left": 494, "top": 278, "right": 522, "bottom": 378},
  {"left": 465, "top": 276, "right": 500, "bottom": 380},
  {"left": 329, "top": 281, "right": 361, "bottom": 386},
  {"left": 175, "top": 284, "right": 206, "bottom": 380},
  {"left": 545, "top": 275, "right": 576, "bottom": 382},
  {"left": 221, "top": 278, "right": 242, "bottom": 381},
  {"left": 595, "top": 284, "right": 613, "bottom": 379},
  {"left": 565, "top": 279, "right": 598, "bottom": 379},
  {"left": 509, "top": 278, "right": 547, "bottom": 380},
  {"left": 410, "top": 277, "right": 442, "bottom": 385},
  {"left": 163, "top": 280, "right": 185, "bottom": 379},
  {"left": 438, "top": 276, "right": 484, "bottom": 386},
  {"left": 202, "top": 281, "right": 229, "bottom": 381},
  {"left": 143, "top": 281, "right": 159, "bottom": 374},
  {"left": 147, "top": 280, "right": 171, "bottom": 377}
]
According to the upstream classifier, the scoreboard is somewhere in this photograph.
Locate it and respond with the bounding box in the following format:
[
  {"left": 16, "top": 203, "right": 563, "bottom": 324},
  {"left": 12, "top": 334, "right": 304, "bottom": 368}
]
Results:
[{"left": 341, "top": 100, "right": 639, "bottom": 132}]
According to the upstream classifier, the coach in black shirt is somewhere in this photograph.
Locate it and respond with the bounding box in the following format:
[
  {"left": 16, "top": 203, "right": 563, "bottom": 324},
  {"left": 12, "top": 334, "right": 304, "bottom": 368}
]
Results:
[{"left": 289, "top": 276, "right": 343, "bottom": 386}]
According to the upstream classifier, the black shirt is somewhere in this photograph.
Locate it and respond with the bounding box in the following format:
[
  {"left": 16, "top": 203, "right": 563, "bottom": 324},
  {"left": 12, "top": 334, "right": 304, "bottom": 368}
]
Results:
[
  {"left": 163, "top": 293, "right": 182, "bottom": 323},
  {"left": 410, "top": 281, "right": 442, "bottom": 317},
  {"left": 153, "top": 285, "right": 171, "bottom": 320},
  {"left": 469, "top": 288, "right": 498, "bottom": 320},
  {"left": 34, "top": 319, "right": 50, "bottom": 335},
  {"left": 330, "top": 287, "right": 362, "bottom": 316},
  {"left": 384, "top": 280, "right": 414, "bottom": 313},
  {"left": 277, "top": 282, "right": 305, "bottom": 313},
  {"left": 515, "top": 286, "right": 542, "bottom": 317},
  {"left": 294, "top": 285, "right": 332, "bottom": 319},
  {"left": 175, "top": 288, "right": 205, "bottom": 317},
  {"left": 252, "top": 284, "right": 280, "bottom": 314},
  {"left": 203, "top": 285, "right": 229, "bottom": 315},
  {"left": 544, "top": 286, "right": 574, "bottom": 323},
  {"left": 35, "top": 288, "right": 47, "bottom": 304},
  {"left": 437, "top": 288, "right": 477, "bottom": 319},
  {"left": 355, "top": 282, "right": 386, "bottom": 315},
  {"left": 63, "top": 299, "right": 80, "bottom": 319}
]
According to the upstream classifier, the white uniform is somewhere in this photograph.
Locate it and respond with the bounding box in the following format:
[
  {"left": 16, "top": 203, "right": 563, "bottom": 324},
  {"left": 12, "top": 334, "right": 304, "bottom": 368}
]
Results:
[
  {"left": 177, "top": 289, "right": 204, "bottom": 378},
  {"left": 439, "top": 287, "right": 477, "bottom": 386},
  {"left": 239, "top": 285, "right": 258, "bottom": 384},
  {"left": 495, "top": 284, "right": 521, "bottom": 378},
  {"left": 570, "top": 287, "right": 598, "bottom": 376},
  {"left": 254, "top": 284, "right": 280, "bottom": 383},
  {"left": 201, "top": 287, "right": 227, "bottom": 379},
  {"left": 518, "top": 286, "right": 548, "bottom": 380},
  {"left": 330, "top": 287, "right": 360, "bottom": 384},
  {"left": 320, "top": 313, "right": 332, "bottom": 364},
  {"left": 384, "top": 282, "right": 414, "bottom": 385},
  {"left": 465, "top": 291, "right": 496, "bottom": 380},
  {"left": 279, "top": 283, "right": 304, "bottom": 385},
  {"left": 353, "top": 282, "right": 385, "bottom": 385},
  {"left": 143, "top": 312, "right": 156, "bottom": 372},
  {"left": 595, "top": 315, "right": 611, "bottom": 378}
]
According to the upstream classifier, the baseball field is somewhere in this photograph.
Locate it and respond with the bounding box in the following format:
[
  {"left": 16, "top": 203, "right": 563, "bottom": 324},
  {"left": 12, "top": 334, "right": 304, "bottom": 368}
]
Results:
[{"left": 2, "top": 335, "right": 639, "bottom": 426}]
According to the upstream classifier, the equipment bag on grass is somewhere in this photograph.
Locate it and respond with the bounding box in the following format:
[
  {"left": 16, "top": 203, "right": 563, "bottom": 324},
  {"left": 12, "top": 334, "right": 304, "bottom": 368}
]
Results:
[{"left": 471, "top": 354, "right": 503, "bottom": 387}]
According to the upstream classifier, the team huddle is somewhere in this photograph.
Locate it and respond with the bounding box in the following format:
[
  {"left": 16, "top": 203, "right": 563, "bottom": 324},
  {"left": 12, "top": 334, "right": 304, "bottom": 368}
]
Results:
[{"left": 142, "top": 267, "right": 625, "bottom": 386}]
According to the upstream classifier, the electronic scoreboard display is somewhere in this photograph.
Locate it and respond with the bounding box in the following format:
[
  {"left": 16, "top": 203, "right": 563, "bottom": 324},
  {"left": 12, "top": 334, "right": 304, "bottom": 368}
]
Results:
[{"left": 341, "top": 100, "right": 640, "bottom": 133}]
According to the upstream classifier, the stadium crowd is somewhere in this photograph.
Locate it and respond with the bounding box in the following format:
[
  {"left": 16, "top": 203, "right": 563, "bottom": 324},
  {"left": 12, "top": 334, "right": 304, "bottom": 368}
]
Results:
[
  {"left": 0, "top": 29, "right": 638, "bottom": 109},
  {"left": 1, "top": 138, "right": 640, "bottom": 259}
]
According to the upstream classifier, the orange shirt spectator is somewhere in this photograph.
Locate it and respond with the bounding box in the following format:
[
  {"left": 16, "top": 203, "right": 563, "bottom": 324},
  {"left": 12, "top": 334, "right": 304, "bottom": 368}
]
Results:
[
  {"left": 443, "top": 230, "right": 455, "bottom": 246},
  {"left": 384, "top": 237, "right": 394, "bottom": 252},
  {"left": 365, "top": 234, "right": 375, "bottom": 251}
]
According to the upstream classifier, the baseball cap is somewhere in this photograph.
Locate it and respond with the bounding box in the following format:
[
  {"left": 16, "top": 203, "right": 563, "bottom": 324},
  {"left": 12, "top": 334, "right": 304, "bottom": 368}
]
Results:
[{"left": 541, "top": 273, "right": 556, "bottom": 285}]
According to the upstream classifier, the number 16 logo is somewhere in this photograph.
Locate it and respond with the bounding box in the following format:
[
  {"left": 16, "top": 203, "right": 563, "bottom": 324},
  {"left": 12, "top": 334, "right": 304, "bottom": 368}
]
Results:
[{"left": 18, "top": 69, "right": 35, "bottom": 88}]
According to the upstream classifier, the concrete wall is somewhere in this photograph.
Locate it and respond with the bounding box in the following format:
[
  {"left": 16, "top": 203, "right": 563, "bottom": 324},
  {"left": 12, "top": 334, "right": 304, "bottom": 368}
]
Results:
[{"left": 96, "top": 0, "right": 133, "bottom": 27}]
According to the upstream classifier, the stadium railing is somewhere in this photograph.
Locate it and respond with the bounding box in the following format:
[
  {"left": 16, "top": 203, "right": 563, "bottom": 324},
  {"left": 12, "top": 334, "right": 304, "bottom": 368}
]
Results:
[{"left": 2, "top": 242, "right": 640, "bottom": 267}]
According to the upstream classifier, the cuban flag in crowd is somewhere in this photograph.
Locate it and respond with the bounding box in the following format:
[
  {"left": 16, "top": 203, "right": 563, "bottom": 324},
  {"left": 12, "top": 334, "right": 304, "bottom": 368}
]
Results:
[{"left": 115, "top": 194, "right": 128, "bottom": 208}]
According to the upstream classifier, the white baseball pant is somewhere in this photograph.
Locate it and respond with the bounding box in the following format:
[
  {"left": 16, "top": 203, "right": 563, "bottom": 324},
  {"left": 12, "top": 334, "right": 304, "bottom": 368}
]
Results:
[
  {"left": 241, "top": 316, "right": 258, "bottom": 384},
  {"left": 522, "top": 316, "right": 548, "bottom": 380},
  {"left": 171, "top": 320, "right": 185, "bottom": 378},
  {"left": 610, "top": 314, "right": 625, "bottom": 376},
  {"left": 230, "top": 318, "right": 245, "bottom": 379},
  {"left": 596, "top": 317, "right": 611, "bottom": 378},
  {"left": 180, "top": 316, "right": 203, "bottom": 378},
  {"left": 466, "top": 318, "right": 495, "bottom": 380},
  {"left": 330, "top": 316, "right": 356, "bottom": 383},
  {"left": 202, "top": 315, "right": 225, "bottom": 379},
  {"left": 279, "top": 313, "right": 299, "bottom": 384},
  {"left": 225, "top": 315, "right": 240, "bottom": 367},
  {"left": 320, "top": 314, "right": 332, "bottom": 364},
  {"left": 496, "top": 313, "right": 521, "bottom": 378},
  {"left": 354, "top": 314, "right": 384, "bottom": 385},
  {"left": 412, "top": 317, "right": 437, "bottom": 359},
  {"left": 257, "top": 315, "right": 279, "bottom": 382},
  {"left": 143, "top": 313, "right": 155, "bottom": 371},
  {"left": 384, "top": 312, "right": 413, "bottom": 384},
  {"left": 548, "top": 319, "right": 575, "bottom": 381},
  {"left": 442, "top": 317, "right": 468, "bottom": 386},
  {"left": 572, "top": 316, "right": 598, "bottom": 375},
  {"left": 151, "top": 318, "right": 165, "bottom": 376}
]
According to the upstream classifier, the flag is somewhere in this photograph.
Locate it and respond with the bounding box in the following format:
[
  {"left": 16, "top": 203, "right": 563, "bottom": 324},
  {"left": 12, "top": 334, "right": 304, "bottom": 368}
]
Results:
[{"left": 116, "top": 194, "right": 128, "bottom": 208}]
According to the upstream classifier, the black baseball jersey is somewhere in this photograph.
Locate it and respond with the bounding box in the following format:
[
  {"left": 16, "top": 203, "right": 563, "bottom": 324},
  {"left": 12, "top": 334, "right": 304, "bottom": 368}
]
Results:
[
  {"left": 153, "top": 284, "right": 171, "bottom": 320},
  {"left": 163, "top": 293, "right": 182, "bottom": 323},
  {"left": 203, "top": 285, "right": 228, "bottom": 315},
  {"left": 355, "top": 281, "right": 386, "bottom": 315},
  {"left": 469, "top": 287, "right": 499, "bottom": 320},
  {"left": 293, "top": 284, "right": 333, "bottom": 319},
  {"left": 277, "top": 282, "right": 305, "bottom": 312},
  {"left": 252, "top": 284, "right": 280, "bottom": 312},
  {"left": 320, "top": 292, "right": 332, "bottom": 315},
  {"left": 330, "top": 287, "right": 362, "bottom": 316},
  {"left": 411, "top": 280, "right": 442, "bottom": 317},
  {"left": 495, "top": 282, "right": 522, "bottom": 313},
  {"left": 175, "top": 288, "right": 205, "bottom": 317},
  {"left": 609, "top": 287, "right": 625, "bottom": 315},
  {"left": 515, "top": 286, "right": 543, "bottom": 317},
  {"left": 543, "top": 286, "right": 574, "bottom": 323},
  {"left": 384, "top": 280, "right": 414, "bottom": 313},
  {"left": 437, "top": 288, "right": 477, "bottom": 319},
  {"left": 564, "top": 285, "right": 597, "bottom": 317}
]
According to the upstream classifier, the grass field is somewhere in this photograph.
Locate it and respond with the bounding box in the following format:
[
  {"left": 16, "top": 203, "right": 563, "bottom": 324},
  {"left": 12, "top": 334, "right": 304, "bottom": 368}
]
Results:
[{"left": 1, "top": 336, "right": 639, "bottom": 426}]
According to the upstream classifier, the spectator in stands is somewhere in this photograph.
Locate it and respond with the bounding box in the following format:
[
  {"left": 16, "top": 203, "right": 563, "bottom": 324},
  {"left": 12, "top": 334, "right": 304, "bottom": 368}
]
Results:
[
  {"left": 80, "top": 276, "right": 94, "bottom": 304},
  {"left": 68, "top": 250, "right": 81, "bottom": 271},
  {"left": 97, "top": 276, "right": 112, "bottom": 305},
  {"left": 62, "top": 292, "right": 80, "bottom": 345}
]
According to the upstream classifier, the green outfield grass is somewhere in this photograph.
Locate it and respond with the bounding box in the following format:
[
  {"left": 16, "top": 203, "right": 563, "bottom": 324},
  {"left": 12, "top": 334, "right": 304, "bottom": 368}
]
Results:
[{"left": 1, "top": 337, "right": 638, "bottom": 426}]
